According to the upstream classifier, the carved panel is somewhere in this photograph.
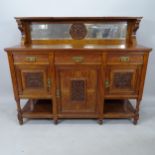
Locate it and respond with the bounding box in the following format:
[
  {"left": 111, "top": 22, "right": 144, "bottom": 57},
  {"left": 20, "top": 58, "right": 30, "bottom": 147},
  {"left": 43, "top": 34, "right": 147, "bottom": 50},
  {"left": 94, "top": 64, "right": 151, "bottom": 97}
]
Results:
[
  {"left": 23, "top": 72, "right": 44, "bottom": 89},
  {"left": 113, "top": 72, "right": 132, "bottom": 89},
  {"left": 71, "top": 80, "right": 85, "bottom": 101},
  {"left": 69, "top": 23, "right": 87, "bottom": 40}
]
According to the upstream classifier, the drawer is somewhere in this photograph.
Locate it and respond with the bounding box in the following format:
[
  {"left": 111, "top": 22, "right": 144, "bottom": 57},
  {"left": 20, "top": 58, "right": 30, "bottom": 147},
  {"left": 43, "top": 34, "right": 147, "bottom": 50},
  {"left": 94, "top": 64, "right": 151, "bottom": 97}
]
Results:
[
  {"left": 13, "top": 54, "right": 49, "bottom": 64},
  {"left": 107, "top": 54, "right": 143, "bottom": 64},
  {"left": 55, "top": 53, "right": 102, "bottom": 65}
]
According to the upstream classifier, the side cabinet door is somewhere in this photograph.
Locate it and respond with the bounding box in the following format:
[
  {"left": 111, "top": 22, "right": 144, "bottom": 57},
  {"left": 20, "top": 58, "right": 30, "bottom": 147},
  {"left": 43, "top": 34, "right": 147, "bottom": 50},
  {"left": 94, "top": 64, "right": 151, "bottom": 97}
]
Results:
[
  {"left": 105, "top": 65, "right": 141, "bottom": 95},
  {"left": 15, "top": 65, "right": 51, "bottom": 97},
  {"left": 56, "top": 67, "right": 99, "bottom": 114}
]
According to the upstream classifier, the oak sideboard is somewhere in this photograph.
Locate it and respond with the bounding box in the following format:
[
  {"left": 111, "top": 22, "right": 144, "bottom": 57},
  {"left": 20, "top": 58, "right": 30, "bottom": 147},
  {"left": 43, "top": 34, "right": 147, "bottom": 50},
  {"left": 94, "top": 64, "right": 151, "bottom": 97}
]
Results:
[{"left": 4, "top": 17, "right": 152, "bottom": 125}]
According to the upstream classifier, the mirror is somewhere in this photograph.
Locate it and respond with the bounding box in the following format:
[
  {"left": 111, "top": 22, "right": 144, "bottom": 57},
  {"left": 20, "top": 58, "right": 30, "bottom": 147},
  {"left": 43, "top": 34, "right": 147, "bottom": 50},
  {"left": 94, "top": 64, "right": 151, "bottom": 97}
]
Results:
[
  {"left": 30, "top": 22, "right": 127, "bottom": 40},
  {"left": 86, "top": 22, "right": 127, "bottom": 39}
]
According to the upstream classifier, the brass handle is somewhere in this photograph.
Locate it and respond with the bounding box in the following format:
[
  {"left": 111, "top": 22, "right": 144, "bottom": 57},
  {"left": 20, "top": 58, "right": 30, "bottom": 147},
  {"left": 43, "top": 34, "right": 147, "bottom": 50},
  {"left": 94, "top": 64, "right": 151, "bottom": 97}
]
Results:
[
  {"left": 47, "top": 79, "right": 51, "bottom": 88},
  {"left": 26, "top": 56, "right": 36, "bottom": 62},
  {"left": 105, "top": 80, "right": 110, "bottom": 88},
  {"left": 120, "top": 56, "right": 130, "bottom": 62},
  {"left": 72, "top": 56, "right": 84, "bottom": 63},
  {"left": 56, "top": 89, "right": 60, "bottom": 98}
]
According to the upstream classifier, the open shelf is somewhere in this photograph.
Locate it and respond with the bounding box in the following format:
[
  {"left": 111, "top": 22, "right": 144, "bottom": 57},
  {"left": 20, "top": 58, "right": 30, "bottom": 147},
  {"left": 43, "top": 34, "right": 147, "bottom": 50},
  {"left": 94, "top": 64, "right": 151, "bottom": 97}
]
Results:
[
  {"left": 21, "top": 99, "right": 135, "bottom": 120},
  {"left": 104, "top": 100, "right": 135, "bottom": 119},
  {"left": 22, "top": 99, "right": 53, "bottom": 118}
]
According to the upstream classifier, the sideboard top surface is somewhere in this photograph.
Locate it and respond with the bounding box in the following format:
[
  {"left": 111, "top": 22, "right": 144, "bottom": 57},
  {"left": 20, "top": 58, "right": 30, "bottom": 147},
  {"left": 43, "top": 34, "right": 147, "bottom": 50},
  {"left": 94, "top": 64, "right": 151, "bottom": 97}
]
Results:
[{"left": 4, "top": 44, "right": 152, "bottom": 52}]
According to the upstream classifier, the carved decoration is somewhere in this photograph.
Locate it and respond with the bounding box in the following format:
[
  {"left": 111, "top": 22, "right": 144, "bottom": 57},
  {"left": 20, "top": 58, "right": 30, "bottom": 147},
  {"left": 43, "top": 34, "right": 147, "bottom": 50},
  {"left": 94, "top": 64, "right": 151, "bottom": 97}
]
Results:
[
  {"left": 131, "top": 19, "right": 141, "bottom": 46},
  {"left": 69, "top": 23, "right": 87, "bottom": 40},
  {"left": 24, "top": 72, "right": 44, "bottom": 89},
  {"left": 113, "top": 72, "right": 132, "bottom": 89},
  {"left": 16, "top": 19, "right": 25, "bottom": 45},
  {"left": 133, "top": 19, "right": 141, "bottom": 36},
  {"left": 71, "top": 80, "right": 85, "bottom": 101}
]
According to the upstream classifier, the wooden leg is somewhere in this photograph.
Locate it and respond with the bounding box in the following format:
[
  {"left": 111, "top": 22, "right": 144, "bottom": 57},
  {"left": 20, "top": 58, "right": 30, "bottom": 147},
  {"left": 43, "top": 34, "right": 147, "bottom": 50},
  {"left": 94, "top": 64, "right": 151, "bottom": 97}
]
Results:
[
  {"left": 53, "top": 117, "right": 58, "bottom": 125},
  {"left": 98, "top": 119, "right": 103, "bottom": 125},
  {"left": 133, "top": 99, "right": 141, "bottom": 125},
  {"left": 17, "top": 112, "right": 23, "bottom": 125},
  {"left": 15, "top": 98, "right": 23, "bottom": 125}
]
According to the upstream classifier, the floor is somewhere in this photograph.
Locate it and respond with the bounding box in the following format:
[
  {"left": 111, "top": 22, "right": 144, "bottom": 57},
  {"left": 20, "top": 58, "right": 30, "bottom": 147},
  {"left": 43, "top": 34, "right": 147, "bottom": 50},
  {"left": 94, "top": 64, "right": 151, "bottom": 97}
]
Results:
[{"left": 0, "top": 97, "right": 155, "bottom": 155}]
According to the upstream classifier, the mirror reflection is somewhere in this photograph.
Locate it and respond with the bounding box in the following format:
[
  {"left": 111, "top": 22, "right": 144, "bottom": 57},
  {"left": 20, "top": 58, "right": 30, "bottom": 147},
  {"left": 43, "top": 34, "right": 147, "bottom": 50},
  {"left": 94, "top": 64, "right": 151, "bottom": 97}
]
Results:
[{"left": 30, "top": 22, "right": 127, "bottom": 40}]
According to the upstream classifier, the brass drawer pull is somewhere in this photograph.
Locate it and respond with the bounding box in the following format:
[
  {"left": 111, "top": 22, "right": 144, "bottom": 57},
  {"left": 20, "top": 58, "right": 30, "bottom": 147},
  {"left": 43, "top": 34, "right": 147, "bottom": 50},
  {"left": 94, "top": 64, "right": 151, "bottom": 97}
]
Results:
[
  {"left": 105, "top": 80, "right": 110, "bottom": 88},
  {"left": 25, "top": 56, "right": 36, "bottom": 62},
  {"left": 47, "top": 79, "right": 51, "bottom": 88},
  {"left": 120, "top": 56, "right": 130, "bottom": 62},
  {"left": 72, "top": 56, "right": 84, "bottom": 63},
  {"left": 56, "top": 89, "right": 61, "bottom": 98}
]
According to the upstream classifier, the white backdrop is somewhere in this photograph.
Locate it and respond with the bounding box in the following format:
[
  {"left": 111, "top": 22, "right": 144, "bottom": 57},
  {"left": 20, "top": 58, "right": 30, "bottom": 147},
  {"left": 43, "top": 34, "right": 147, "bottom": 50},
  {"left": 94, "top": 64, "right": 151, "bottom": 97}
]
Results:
[{"left": 0, "top": 0, "right": 155, "bottom": 100}]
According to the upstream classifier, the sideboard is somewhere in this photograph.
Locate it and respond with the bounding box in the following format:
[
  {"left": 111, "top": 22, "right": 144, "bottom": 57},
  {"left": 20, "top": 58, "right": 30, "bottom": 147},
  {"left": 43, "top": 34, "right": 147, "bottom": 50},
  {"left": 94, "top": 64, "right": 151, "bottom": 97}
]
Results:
[{"left": 4, "top": 17, "right": 152, "bottom": 125}]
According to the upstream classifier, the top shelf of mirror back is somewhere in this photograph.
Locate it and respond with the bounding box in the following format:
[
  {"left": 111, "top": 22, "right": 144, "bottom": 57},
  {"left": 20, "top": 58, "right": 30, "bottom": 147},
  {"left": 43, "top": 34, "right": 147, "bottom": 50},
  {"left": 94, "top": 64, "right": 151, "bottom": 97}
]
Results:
[{"left": 15, "top": 17, "right": 142, "bottom": 47}]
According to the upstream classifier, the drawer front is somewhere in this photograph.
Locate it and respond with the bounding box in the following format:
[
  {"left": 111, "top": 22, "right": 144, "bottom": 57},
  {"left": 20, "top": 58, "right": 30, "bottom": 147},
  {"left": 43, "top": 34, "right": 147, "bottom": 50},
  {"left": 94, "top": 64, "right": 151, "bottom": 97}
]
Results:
[
  {"left": 13, "top": 54, "right": 49, "bottom": 64},
  {"left": 107, "top": 54, "right": 143, "bottom": 65},
  {"left": 55, "top": 53, "right": 102, "bottom": 65}
]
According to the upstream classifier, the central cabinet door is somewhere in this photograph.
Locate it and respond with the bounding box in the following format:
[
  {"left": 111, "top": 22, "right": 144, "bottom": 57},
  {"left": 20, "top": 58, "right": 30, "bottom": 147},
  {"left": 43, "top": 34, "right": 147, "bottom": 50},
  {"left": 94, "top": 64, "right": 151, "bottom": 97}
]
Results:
[{"left": 56, "top": 67, "right": 99, "bottom": 114}]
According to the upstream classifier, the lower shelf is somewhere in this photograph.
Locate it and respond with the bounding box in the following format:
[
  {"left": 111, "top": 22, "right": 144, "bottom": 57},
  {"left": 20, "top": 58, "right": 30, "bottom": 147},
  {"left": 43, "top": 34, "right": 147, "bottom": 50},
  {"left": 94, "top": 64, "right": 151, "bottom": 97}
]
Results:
[
  {"left": 21, "top": 99, "right": 135, "bottom": 121},
  {"left": 22, "top": 99, "right": 53, "bottom": 118},
  {"left": 104, "top": 99, "right": 135, "bottom": 119}
]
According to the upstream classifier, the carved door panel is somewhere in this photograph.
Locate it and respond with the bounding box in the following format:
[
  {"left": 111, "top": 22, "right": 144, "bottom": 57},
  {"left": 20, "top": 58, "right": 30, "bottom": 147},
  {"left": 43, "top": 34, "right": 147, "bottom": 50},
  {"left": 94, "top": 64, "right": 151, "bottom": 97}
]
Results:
[
  {"left": 15, "top": 65, "right": 51, "bottom": 97},
  {"left": 105, "top": 65, "right": 141, "bottom": 95},
  {"left": 57, "top": 67, "right": 99, "bottom": 114}
]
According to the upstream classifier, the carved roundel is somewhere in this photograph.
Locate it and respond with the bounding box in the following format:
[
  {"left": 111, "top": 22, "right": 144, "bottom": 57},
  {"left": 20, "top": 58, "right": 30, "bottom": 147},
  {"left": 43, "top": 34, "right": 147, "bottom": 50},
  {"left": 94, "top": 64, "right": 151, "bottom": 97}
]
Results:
[{"left": 70, "top": 23, "right": 87, "bottom": 40}]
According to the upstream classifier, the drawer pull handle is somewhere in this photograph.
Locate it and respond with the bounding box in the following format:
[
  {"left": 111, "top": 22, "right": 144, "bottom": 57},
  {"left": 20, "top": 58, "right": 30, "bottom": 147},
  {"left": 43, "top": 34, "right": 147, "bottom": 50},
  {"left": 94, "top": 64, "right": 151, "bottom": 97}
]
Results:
[
  {"left": 26, "top": 56, "right": 36, "bottom": 62},
  {"left": 56, "top": 89, "right": 61, "bottom": 98},
  {"left": 120, "top": 56, "right": 130, "bottom": 62},
  {"left": 72, "top": 56, "right": 84, "bottom": 63},
  {"left": 47, "top": 79, "right": 51, "bottom": 88},
  {"left": 105, "top": 80, "right": 110, "bottom": 88}
]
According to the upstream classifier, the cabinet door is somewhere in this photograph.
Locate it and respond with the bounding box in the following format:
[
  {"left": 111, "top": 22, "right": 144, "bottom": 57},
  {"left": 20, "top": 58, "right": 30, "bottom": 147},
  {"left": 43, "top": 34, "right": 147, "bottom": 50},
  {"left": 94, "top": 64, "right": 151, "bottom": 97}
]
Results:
[
  {"left": 105, "top": 65, "right": 141, "bottom": 96},
  {"left": 56, "top": 67, "right": 99, "bottom": 114},
  {"left": 15, "top": 65, "right": 51, "bottom": 97}
]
